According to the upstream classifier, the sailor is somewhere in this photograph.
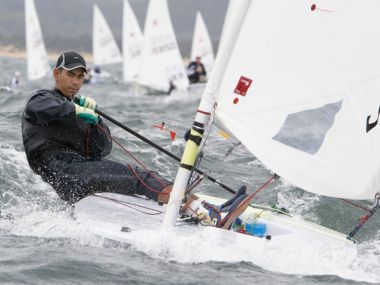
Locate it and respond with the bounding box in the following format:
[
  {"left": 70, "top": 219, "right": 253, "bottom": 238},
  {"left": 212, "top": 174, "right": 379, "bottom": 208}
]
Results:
[
  {"left": 22, "top": 51, "right": 172, "bottom": 204},
  {"left": 186, "top": 56, "right": 206, "bottom": 84},
  {"left": 83, "top": 67, "right": 92, "bottom": 84},
  {"left": 10, "top": 71, "right": 20, "bottom": 90},
  {"left": 167, "top": 80, "right": 176, "bottom": 95}
]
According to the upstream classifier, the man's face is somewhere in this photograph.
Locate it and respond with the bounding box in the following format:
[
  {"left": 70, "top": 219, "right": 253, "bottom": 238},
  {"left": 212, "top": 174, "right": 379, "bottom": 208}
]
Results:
[{"left": 53, "top": 68, "right": 85, "bottom": 98}]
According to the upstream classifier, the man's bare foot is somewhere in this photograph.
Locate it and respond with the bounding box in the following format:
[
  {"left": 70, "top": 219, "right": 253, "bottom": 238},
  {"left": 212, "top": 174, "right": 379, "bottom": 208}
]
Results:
[{"left": 157, "top": 185, "right": 172, "bottom": 204}]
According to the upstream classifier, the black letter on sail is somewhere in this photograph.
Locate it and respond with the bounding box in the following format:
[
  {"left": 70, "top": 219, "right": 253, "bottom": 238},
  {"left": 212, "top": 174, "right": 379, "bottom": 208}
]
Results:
[{"left": 366, "top": 106, "right": 380, "bottom": 133}]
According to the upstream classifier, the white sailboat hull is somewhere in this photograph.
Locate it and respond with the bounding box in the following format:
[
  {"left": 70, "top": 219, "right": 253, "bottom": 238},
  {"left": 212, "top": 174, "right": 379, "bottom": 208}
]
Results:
[{"left": 75, "top": 192, "right": 355, "bottom": 249}]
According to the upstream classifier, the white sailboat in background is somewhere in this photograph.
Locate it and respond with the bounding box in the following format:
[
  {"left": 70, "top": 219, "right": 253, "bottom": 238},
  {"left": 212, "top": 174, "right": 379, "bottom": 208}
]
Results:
[
  {"left": 122, "top": 0, "right": 143, "bottom": 83},
  {"left": 93, "top": 4, "right": 123, "bottom": 66},
  {"left": 24, "top": 0, "right": 50, "bottom": 81},
  {"left": 137, "top": 0, "right": 189, "bottom": 93},
  {"left": 190, "top": 12, "right": 214, "bottom": 75}
]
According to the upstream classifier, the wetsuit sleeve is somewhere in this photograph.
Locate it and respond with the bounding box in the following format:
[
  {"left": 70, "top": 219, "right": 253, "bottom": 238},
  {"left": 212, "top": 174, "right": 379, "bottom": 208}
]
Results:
[{"left": 24, "top": 90, "right": 75, "bottom": 124}]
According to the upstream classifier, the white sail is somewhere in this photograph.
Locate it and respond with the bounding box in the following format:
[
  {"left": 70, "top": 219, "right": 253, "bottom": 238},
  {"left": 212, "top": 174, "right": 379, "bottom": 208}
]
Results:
[
  {"left": 25, "top": 0, "right": 50, "bottom": 81},
  {"left": 93, "top": 4, "right": 123, "bottom": 66},
  {"left": 190, "top": 12, "right": 214, "bottom": 74},
  {"left": 138, "top": 0, "right": 189, "bottom": 92},
  {"left": 122, "top": 0, "right": 143, "bottom": 82},
  {"left": 209, "top": 0, "right": 380, "bottom": 200},
  {"left": 201, "top": 0, "right": 252, "bottom": 111}
]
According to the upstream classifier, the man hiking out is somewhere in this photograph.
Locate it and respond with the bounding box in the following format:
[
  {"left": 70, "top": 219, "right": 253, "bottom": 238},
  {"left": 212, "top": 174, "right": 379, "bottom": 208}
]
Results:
[{"left": 22, "top": 51, "right": 171, "bottom": 204}]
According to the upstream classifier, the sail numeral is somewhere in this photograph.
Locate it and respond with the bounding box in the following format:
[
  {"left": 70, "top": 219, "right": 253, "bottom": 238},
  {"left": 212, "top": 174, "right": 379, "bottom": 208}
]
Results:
[{"left": 366, "top": 106, "right": 380, "bottom": 133}]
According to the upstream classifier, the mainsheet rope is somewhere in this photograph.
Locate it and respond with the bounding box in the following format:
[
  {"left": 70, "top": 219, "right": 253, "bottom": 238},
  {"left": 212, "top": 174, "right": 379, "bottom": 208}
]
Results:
[
  {"left": 97, "top": 124, "right": 170, "bottom": 195},
  {"left": 93, "top": 193, "right": 163, "bottom": 215}
]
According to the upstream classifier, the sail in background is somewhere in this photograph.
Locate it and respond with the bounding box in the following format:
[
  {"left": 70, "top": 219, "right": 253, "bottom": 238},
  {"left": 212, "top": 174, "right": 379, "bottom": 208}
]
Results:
[
  {"left": 190, "top": 12, "right": 214, "bottom": 74},
  {"left": 122, "top": 0, "right": 143, "bottom": 82},
  {"left": 206, "top": 0, "right": 380, "bottom": 200},
  {"left": 25, "top": 0, "right": 50, "bottom": 81},
  {"left": 138, "top": 0, "right": 189, "bottom": 92},
  {"left": 93, "top": 4, "right": 123, "bottom": 66}
]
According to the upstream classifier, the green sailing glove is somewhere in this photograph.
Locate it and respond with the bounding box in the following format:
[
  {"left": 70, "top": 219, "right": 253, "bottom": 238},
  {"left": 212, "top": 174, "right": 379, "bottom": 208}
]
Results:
[
  {"left": 75, "top": 104, "right": 99, "bottom": 125},
  {"left": 78, "top": 95, "right": 97, "bottom": 110}
]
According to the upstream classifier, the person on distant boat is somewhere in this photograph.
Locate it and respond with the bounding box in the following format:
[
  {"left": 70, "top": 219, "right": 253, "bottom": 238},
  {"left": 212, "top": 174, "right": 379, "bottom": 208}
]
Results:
[
  {"left": 10, "top": 71, "right": 21, "bottom": 90},
  {"left": 89, "top": 65, "right": 112, "bottom": 84},
  {"left": 83, "top": 67, "right": 92, "bottom": 84},
  {"left": 167, "top": 80, "right": 176, "bottom": 95},
  {"left": 186, "top": 56, "right": 207, "bottom": 84},
  {"left": 22, "top": 51, "right": 172, "bottom": 204},
  {"left": 89, "top": 66, "right": 102, "bottom": 84}
]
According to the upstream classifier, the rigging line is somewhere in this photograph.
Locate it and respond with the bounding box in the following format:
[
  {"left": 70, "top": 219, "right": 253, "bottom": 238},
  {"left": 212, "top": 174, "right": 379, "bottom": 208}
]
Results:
[
  {"left": 97, "top": 124, "right": 169, "bottom": 189},
  {"left": 187, "top": 175, "right": 205, "bottom": 192},
  {"left": 92, "top": 105, "right": 236, "bottom": 195},
  {"left": 187, "top": 103, "right": 216, "bottom": 193},
  {"left": 339, "top": 198, "right": 372, "bottom": 213},
  {"left": 347, "top": 193, "right": 380, "bottom": 240},
  {"left": 224, "top": 142, "right": 242, "bottom": 158},
  {"left": 127, "top": 164, "right": 169, "bottom": 196},
  {"left": 94, "top": 194, "right": 164, "bottom": 215}
]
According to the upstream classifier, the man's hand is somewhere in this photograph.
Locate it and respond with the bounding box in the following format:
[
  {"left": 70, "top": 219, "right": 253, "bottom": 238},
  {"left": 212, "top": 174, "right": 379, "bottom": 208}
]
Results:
[
  {"left": 75, "top": 104, "right": 99, "bottom": 125},
  {"left": 78, "top": 95, "right": 97, "bottom": 110}
]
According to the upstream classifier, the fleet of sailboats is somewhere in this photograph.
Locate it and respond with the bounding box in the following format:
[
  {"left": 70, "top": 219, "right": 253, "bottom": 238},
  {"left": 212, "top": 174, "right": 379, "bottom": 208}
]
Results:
[{"left": 23, "top": 1, "right": 215, "bottom": 93}]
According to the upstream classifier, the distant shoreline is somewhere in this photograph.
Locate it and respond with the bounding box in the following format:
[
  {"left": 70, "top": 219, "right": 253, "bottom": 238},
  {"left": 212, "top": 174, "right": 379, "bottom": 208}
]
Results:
[
  {"left": 0, "top": 46, "right": 27, "bottom": 59},
  {"left": 0, "top": 46, "right": 93, "bottom": 61}
]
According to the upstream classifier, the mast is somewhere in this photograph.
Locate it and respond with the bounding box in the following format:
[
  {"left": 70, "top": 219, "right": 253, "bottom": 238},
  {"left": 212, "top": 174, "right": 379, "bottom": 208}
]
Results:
[{"left": 162, "top": 0, "right": 252, "bottom": 226}]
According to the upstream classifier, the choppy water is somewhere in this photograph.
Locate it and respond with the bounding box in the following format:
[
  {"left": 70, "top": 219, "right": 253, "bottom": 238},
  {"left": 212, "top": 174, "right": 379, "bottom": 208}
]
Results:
[{"left": 0, "top": 56, "right": 379, "bottom": 284}]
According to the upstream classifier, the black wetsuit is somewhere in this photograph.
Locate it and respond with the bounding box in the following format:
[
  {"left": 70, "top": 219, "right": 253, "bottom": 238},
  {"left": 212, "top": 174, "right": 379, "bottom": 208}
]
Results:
[
  {"left": 187, "top": 61, "right": 206, "bottom": 83},
  {"left": 22, "top": 88, "right": 170, "bottom": 203}
]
